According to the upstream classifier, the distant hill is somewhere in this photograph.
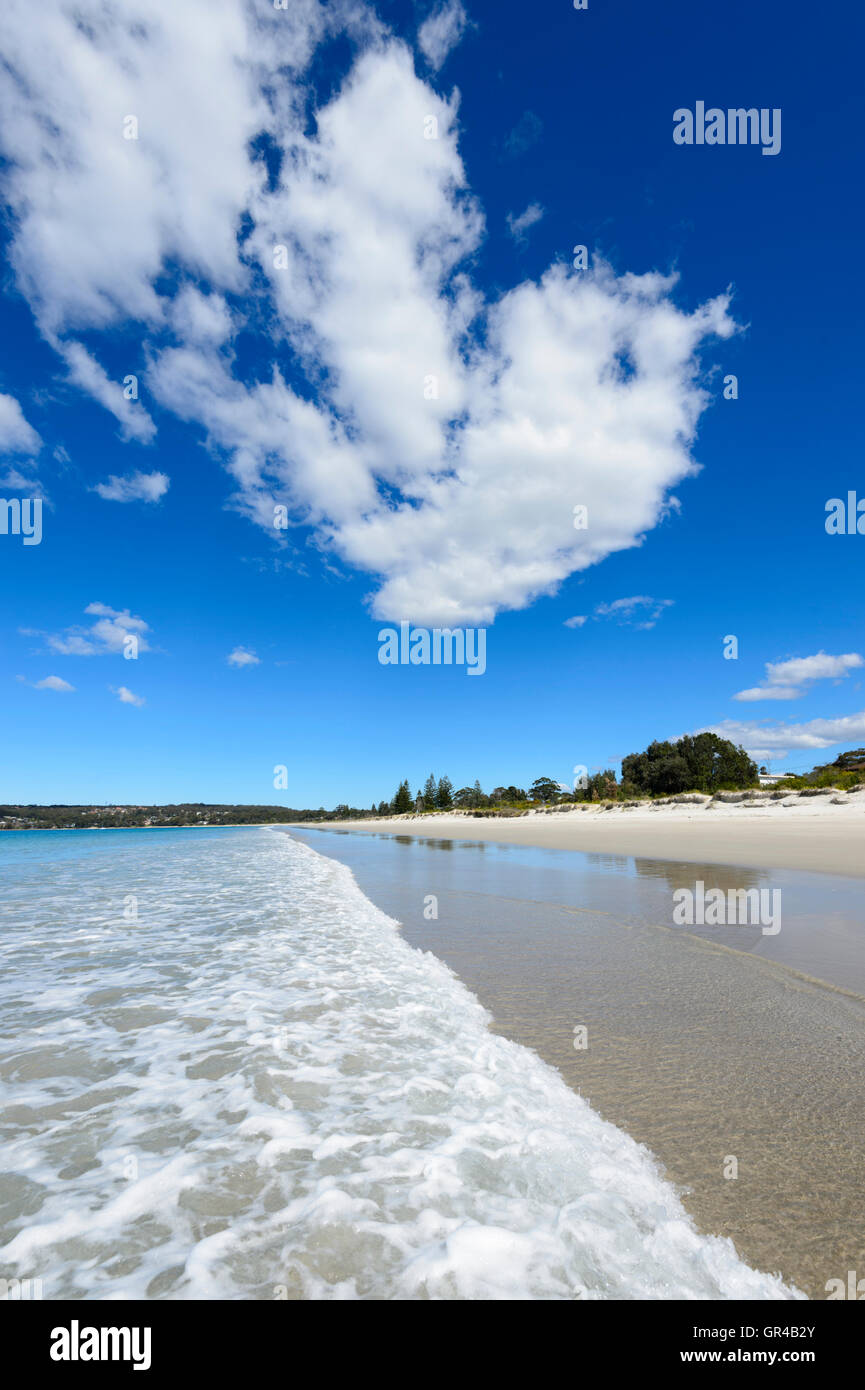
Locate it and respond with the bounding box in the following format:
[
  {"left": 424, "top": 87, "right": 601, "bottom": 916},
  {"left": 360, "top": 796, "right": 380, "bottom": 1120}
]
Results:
[{"left": 0, "top": 804, "right": 324, "bottom": 831}]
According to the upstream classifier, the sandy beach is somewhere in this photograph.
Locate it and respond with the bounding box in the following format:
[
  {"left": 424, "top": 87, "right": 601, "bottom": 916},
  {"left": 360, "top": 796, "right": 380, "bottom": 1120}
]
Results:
[
  {"left": 308, "top": 790, "right": 865, "bottom": 878},
  {"left": 288, "top": 824, "right": 865, "bottom": 1298}
]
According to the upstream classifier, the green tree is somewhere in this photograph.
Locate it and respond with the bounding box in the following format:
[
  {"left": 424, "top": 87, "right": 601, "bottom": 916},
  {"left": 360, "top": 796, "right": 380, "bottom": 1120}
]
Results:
[
  {"left": 435, "top": 775, "right": 454, "bottom": 809},
  {"left": 622, "top": 735, "right": 757, "bottom": 796},
  {"left": 529, "top": 776, "right": 559, "bottom": 804},
  {"left": 423, "top": 773, "right": 438, "bottom": 810},
  {"left": 392, "top": 779, "right": 413, "bottom": 814}
]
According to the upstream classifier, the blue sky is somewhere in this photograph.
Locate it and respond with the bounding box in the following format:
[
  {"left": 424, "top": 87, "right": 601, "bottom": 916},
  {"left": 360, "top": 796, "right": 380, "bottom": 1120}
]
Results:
[{"left": 1, "top": 0, "right": 863, "bottom": 808}]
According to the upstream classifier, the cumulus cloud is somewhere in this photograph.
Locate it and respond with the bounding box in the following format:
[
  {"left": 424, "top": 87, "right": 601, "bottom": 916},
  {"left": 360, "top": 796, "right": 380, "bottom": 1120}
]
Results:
[
  {"left": 112, "top": 685, "right": 146, "bottom": 706},
  {"left": 733, "top": 651, "right": 863, "bottom": 702},
  {"left": 701, "top": 710, "right": 865, "bottom": 761},
  {"left": 0, "top": 0, "right": 282, "bottom": 337},
  {"left": 0, "top": 2, "right": 736, "bottom": 626},
  {"left": 506, "top": 202, "right": 544, "bottom": 242},
  {"left": 93, "top": 471, "right": 170, "bottom": 503},
  {"left": 564, "top": 615, "right": 587, "bottom": 628},
  {"left": 418, "top": 1, "right": 468, "bottom": 70},
  {"left": 227, "top": 646, "right": 260, "bottom": 667},
  {"left": 0, "top": 392, "right": 41, "bottom": 455},
  {"left": 593, "top": 596, "right": 674, "bottom": 630},
  {"left": 27, "top": 602, "right": 152, "bottom": 657}
]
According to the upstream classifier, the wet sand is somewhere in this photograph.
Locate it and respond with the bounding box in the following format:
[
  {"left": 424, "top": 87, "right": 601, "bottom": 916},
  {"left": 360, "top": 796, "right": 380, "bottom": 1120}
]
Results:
[{"left": 287, "top": 827, "right": 865, "bottom": 1300}]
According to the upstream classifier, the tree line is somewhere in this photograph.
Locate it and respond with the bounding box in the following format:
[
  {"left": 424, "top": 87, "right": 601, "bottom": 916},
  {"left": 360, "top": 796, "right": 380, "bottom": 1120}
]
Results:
[
  {"left": 334, "top": 733, "right": 761, "bottom": 819},
  {"left": 0, "top": 735, "right": 777, "bottom": 832}
]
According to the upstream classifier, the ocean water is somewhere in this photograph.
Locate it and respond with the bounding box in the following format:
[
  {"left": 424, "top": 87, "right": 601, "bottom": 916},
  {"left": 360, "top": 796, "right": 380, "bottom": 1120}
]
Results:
[{"left": 0, "top": 827, "right": 800, "bottom": 1300}]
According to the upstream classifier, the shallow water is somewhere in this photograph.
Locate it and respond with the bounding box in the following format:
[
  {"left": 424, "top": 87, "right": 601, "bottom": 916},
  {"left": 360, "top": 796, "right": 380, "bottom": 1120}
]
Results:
[
  {"left": 291, "top": 827, "right": 865, "bottom": 1299},
  {"left": 0, "top": 827, "right": 797, "bottom": 1300}
]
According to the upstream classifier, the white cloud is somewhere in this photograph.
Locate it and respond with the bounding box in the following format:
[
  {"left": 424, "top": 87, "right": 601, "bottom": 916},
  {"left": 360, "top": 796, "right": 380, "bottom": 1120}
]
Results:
[
  {"left": 33, "top": 675, "right": 75, "bottom": 692},
  {"left": 227, "top": 646, "right": 260, "bottom": 667},
  {"left": 700, "top": 710, "right": 865, "bottom": 760},
  {"left": 733, "top": 651, "right": 863, "bottom": 702},
  {"left": 593, "top": 596, "right": 674, "bottom": 630},
  {"left": 112, "top": 685, "right": 146, "bottom": 707},
  {"left": 564, "top": 615, "right": 587, "bottom": 628},
  {"left": 0, "top": 0, "right": 280, "bottom": 337},
  {"left": 732, "top": 686, "right": 801, "bottom": 703},
  {"left": 0, "top": 3, "right": 737, "bottom": 627},
  {"left": 506, "top": 202, "right": 544, "bottom": 242},
  {"left": 57, "top": 343, "right": 156, "bottom": 444},
  {"left": 94, "top": 471, "right": 170, "bottom": 503},
  {"left": 31, "top": 602, "right": 152, "bottom": 657},
  {"left": 418, "top": 1, "right": 468, "bottom": 70},
  {"left": 169, "top": 286, "right": 234, "bottom": 346},
  {"left": 0, "top": 392, "right": 41, "bottom": 455},
  {"left": 0, "top": 466, "right": 43, "bottom": 493}
]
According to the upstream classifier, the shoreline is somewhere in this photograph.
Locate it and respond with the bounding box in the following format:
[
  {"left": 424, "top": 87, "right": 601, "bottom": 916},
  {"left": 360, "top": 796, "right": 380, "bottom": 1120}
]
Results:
[
  {"left": 288, "top": 825, "right": 865, "bottom": 1298},
  {"left": 300, "top": 795, "right": 865, "bottom": 878}
]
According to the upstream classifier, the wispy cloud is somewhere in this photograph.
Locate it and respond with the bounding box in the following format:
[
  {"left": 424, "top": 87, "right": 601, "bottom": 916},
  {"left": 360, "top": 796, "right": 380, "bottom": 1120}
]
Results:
[
  {"left": 733, "top": 651, "right": 863, "bottom": 702},
  {"left": 563, "top": 615, "right": 587, "bottom": 628},
  {"left": 93, "top": 471, "right": 170, "bottom": 503},
  {"left": 700, "top": 710, "right": 865, "bottom": 761},
  {"left": 24, "top": 602, "right": 152, "bottom": 657},
  {"left": 418, "top": 1, "right": 467, "bottom": 71},
  {"left": 506, "top": 202, "right": 544, "bottom": 243},
  {"left": 57, "top": 342, "right": 155, "bottom": 443},
  {"left": 227, "top": 646, "right": 260, "bottom": 668},
  {"left": 593, "top": 596, "right": 674, "bottom": 630},
  {"left": 0, "top": 392, "right": 41, "bottom": 456},
  {"left": 112, "top": 685, "right": 145, "bottom": 707},
  {"left": 503, "top": 110, "right": 543, "bottom": 159},
  {"left": 18, "top": 674, "right": 76, "bottom": 692}
]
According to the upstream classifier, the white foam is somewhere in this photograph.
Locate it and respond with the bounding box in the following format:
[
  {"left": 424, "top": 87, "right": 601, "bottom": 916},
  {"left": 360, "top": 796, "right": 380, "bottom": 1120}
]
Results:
[{"left": 0, "top": 828, "right": 802, "bottom": 1299}]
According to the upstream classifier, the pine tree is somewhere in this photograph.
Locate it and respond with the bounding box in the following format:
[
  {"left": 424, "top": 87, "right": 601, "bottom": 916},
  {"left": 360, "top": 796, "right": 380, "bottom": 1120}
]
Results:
[
  {"left": 393, "top": 779, "right": 413, "bottom": 814},
  {"left": 435, "top": 775, "right": 454, "bottom": 809},
  {"left": 423, "top": 772, "right": 437, "bottom": 809}
]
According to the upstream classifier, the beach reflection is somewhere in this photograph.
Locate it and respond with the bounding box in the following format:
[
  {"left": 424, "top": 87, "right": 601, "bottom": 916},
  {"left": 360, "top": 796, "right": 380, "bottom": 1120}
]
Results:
[
  {"left": 632, "top": 857, "right": 769, "bottom": 892},
  {"left": 289, "top": 825, "right": 865, "bottom": 1300}
]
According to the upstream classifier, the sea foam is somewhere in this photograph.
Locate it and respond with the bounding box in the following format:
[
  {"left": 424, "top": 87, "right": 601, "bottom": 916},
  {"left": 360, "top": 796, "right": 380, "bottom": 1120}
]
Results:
[{"left": 0, "top": 828, "right": 801, "bottom": 1299}]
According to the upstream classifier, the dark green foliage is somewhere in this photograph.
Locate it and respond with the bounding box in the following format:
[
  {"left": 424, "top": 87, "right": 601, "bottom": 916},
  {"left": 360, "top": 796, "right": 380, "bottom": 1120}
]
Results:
[
  {"left": 435, "top": 775, "right": 454, "bottom": 809},
  {"left": 392, "top": 779, "right": 413, "bottom": 814},
  {"left": 529, "top": 776, "right": 560, "bottom": 803},
  {"left": 621, "top": 733, "right": 757, "bottom": 796}
]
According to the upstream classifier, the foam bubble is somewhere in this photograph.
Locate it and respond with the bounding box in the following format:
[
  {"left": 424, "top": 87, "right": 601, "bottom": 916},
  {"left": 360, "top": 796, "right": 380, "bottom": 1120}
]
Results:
[{"left": 0, "top": 828, "right": 802, "bottom": 1300}]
